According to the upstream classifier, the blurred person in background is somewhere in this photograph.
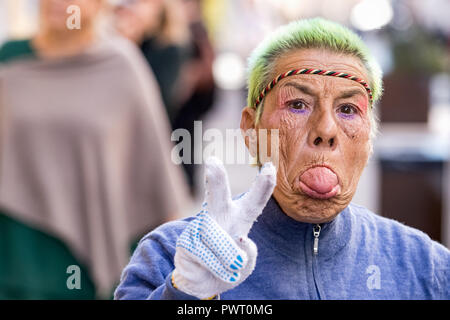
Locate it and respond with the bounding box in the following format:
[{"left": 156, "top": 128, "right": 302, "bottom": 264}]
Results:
[
  {"left": 114, "top": 0, "right": 191, "bottom": 124},
  {"left": 0, "top": 0, "right": 190, "bottom": 299},
  {"left": 114, "top": 0, "right": 216, "bottom": 197},
  {"left": 172, "top": 0, "right": 216, "bottom": 196}
]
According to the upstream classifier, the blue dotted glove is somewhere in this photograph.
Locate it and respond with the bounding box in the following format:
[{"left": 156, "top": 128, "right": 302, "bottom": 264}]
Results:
[
  {"left": 172, "top": 157, "right": 276, "bottom": 299},
  {"left": 177, "top": 211, "right": 246, "bottom": 283}
]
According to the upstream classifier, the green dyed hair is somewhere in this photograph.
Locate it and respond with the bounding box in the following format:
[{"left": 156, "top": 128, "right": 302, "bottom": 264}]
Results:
[{"left": 247, "top": 18, "right": 383, "bottom": 129}]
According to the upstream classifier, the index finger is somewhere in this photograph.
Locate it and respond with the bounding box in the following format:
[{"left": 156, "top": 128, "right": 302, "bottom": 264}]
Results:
[
  {"left": 203, "top": 156, "right": 233, "bottom": 222},
  {"left": 234, "top": 162, "right": 277, "bottom": 235}
]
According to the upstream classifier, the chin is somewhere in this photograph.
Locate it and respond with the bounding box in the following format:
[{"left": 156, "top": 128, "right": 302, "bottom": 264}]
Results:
[{"left": 274, "top": 189, "right": 351, "bottom": 224}]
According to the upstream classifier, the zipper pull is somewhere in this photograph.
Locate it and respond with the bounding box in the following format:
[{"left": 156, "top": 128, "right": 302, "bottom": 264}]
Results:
[{"left": 313, "top": 224, "right": 321, "bottom": 255}]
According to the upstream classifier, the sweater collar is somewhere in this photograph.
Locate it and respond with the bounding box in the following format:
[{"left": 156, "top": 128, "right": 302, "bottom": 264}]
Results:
[{"left": 253, "top": 197, "right": 352, "bottom": 259}]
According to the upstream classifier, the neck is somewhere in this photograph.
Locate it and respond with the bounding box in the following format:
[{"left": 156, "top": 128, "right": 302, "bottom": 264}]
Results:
[{"left": 33, "top": 26, "right": 97, "bottom": 59}]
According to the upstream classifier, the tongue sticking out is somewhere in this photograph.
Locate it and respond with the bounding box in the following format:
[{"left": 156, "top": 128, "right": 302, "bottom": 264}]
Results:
[{"left": 298, "top": 167, "right": 340, "bottom": 199}]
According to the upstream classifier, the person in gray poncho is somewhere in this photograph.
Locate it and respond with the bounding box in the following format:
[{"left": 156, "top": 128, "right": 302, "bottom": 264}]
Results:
[{"left": 0, "top": 0, "right": 190, "bottom": 298}]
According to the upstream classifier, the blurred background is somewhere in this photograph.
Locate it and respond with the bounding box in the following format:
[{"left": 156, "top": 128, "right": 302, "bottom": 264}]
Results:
[{"left": 0, "top": 0, "right": 449, "bottom": 299}]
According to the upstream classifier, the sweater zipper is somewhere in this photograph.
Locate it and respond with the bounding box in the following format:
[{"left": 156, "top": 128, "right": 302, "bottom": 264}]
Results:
[{"left": 313, "top": 224, "right": 321, "bottom": 255}]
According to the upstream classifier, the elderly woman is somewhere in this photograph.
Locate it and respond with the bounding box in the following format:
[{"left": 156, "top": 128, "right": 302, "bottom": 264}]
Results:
[
  {"left": 0, "top": 0, "right": 189, "bottom": 298},
  {"left": 115, "top": 18, "right": 450, "bottom": 300}
]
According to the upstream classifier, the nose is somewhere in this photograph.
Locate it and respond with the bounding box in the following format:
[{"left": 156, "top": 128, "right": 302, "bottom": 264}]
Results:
[{"left": 308, "top": 110, "right": 338, "bottom": 150}]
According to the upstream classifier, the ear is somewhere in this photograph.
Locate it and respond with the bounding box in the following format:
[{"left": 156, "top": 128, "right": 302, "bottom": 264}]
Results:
[{"left": 240, "top": 106, "right": 258, "bottom": 158}]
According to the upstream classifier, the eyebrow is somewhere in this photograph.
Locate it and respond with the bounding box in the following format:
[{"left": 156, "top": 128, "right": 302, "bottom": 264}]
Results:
[
  {"left": 282, "top": 82, "right": 367, "bottom": 100},
  {"left": 337, "top": 88, "right": 367, "bottom": 100},
  {"left": 283, "top": 82, "right": 317, "bottom": 96}
]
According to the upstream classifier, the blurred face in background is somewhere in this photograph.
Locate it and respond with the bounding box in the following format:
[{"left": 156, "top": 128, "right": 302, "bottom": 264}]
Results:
[
  {"left": 40, "top": 0, "right": 103, "bottom": 33},
  {"left": 115, "top": 0, "right": 165, "bottom": 43},
  {"left": 135, "top": 0, "right": 165, "bottom": 34},
  {"left": 182, "top": 0, "right": 201, "bottom": 24}
]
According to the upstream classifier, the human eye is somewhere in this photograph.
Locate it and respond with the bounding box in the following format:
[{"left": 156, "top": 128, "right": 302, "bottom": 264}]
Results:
[
  {"left": 337, "top": 104, "right": 358, "bottom": 118},
  {"left": 287, "top": 99, "right": 309, "bottom": 113}
]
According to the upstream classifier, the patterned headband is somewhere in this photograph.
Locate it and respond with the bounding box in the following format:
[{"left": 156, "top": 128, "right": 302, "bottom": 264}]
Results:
[{"left": 253, "top": 68, "right": 373, "bottom": 108}]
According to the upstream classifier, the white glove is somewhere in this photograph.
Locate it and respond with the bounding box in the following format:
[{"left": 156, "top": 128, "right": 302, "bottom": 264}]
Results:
[{"left": 172, "top": 157, "right": 276, "bottom": 299}]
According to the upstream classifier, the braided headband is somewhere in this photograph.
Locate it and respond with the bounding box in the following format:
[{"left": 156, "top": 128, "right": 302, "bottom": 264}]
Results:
[{"left": 253, "top": 68, "right": 373, "bottom": 108}]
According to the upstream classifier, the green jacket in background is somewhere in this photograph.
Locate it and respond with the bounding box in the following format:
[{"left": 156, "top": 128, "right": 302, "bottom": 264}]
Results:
[{"left": 0, "top": 39, "right": 96, "bottom": 299}]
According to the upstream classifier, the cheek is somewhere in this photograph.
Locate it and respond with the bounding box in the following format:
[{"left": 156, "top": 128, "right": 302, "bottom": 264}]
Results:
[
  {"left": 276, "top": 113, "right": 309, "bottom": 176},
  {"left": 338, "top": 116, "right": 371, "bottom": 176},
  {"left": 336, "top": 96, "right": 370, "bottom": 138},
  {"left": 338, "top": 113, "right": 371, "bottom": 142},
  {"left": 278, "top": 110, "right": 309, "bottom": 156},
  {"left": 259, "top": 106, "right": 308, "bottom": 153},
  {"left": 279, "top": 107, "right": 309, "bottom": 131},
  {"left": 257, "top": 110, "right": 283, "bottom": 165}
]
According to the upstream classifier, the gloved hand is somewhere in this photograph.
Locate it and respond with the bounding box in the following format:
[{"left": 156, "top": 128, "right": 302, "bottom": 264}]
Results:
[{"left": 172, "top": 157, "right": 277, "bottom": 299}]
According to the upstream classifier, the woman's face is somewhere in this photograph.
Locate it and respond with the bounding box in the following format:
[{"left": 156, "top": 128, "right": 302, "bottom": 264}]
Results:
[
  {"left": 114, "top": 0, "right": 164, "bottom": 42},
  {"left": 135, "top": 0, "right": 165, "bottom": 34},
  {"left": 40, "top": 0, "right": 102, "bottom": 32},
  {"left": 241, "top": 48, "right": 372, "bottom": 223}
]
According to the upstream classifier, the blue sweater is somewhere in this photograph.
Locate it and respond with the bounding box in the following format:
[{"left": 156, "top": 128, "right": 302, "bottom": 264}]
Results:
[{"left": 115, "top": 197, "right": 450, "bottom": 299}]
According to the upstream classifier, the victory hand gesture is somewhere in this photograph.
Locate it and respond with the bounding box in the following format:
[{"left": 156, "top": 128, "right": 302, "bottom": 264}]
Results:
[{"left": 172, "top": 157, "right": 277, "bottom": 299}]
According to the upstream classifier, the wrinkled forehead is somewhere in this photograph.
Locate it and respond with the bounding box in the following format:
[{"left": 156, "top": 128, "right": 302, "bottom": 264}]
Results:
[
  {"left": 274, "top": 73, "right": 370, "bottom": 102},
  {"left": 271, "top": 49, "right": 368, "bottom": 79},
  {"left": 256, "top": 49, "right": 372, "bottom": 107}
]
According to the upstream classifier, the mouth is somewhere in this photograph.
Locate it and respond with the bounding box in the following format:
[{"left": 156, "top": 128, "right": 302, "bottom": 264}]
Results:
[{"left": 295, "top": 165, "right": 341, "bottom": 200}]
